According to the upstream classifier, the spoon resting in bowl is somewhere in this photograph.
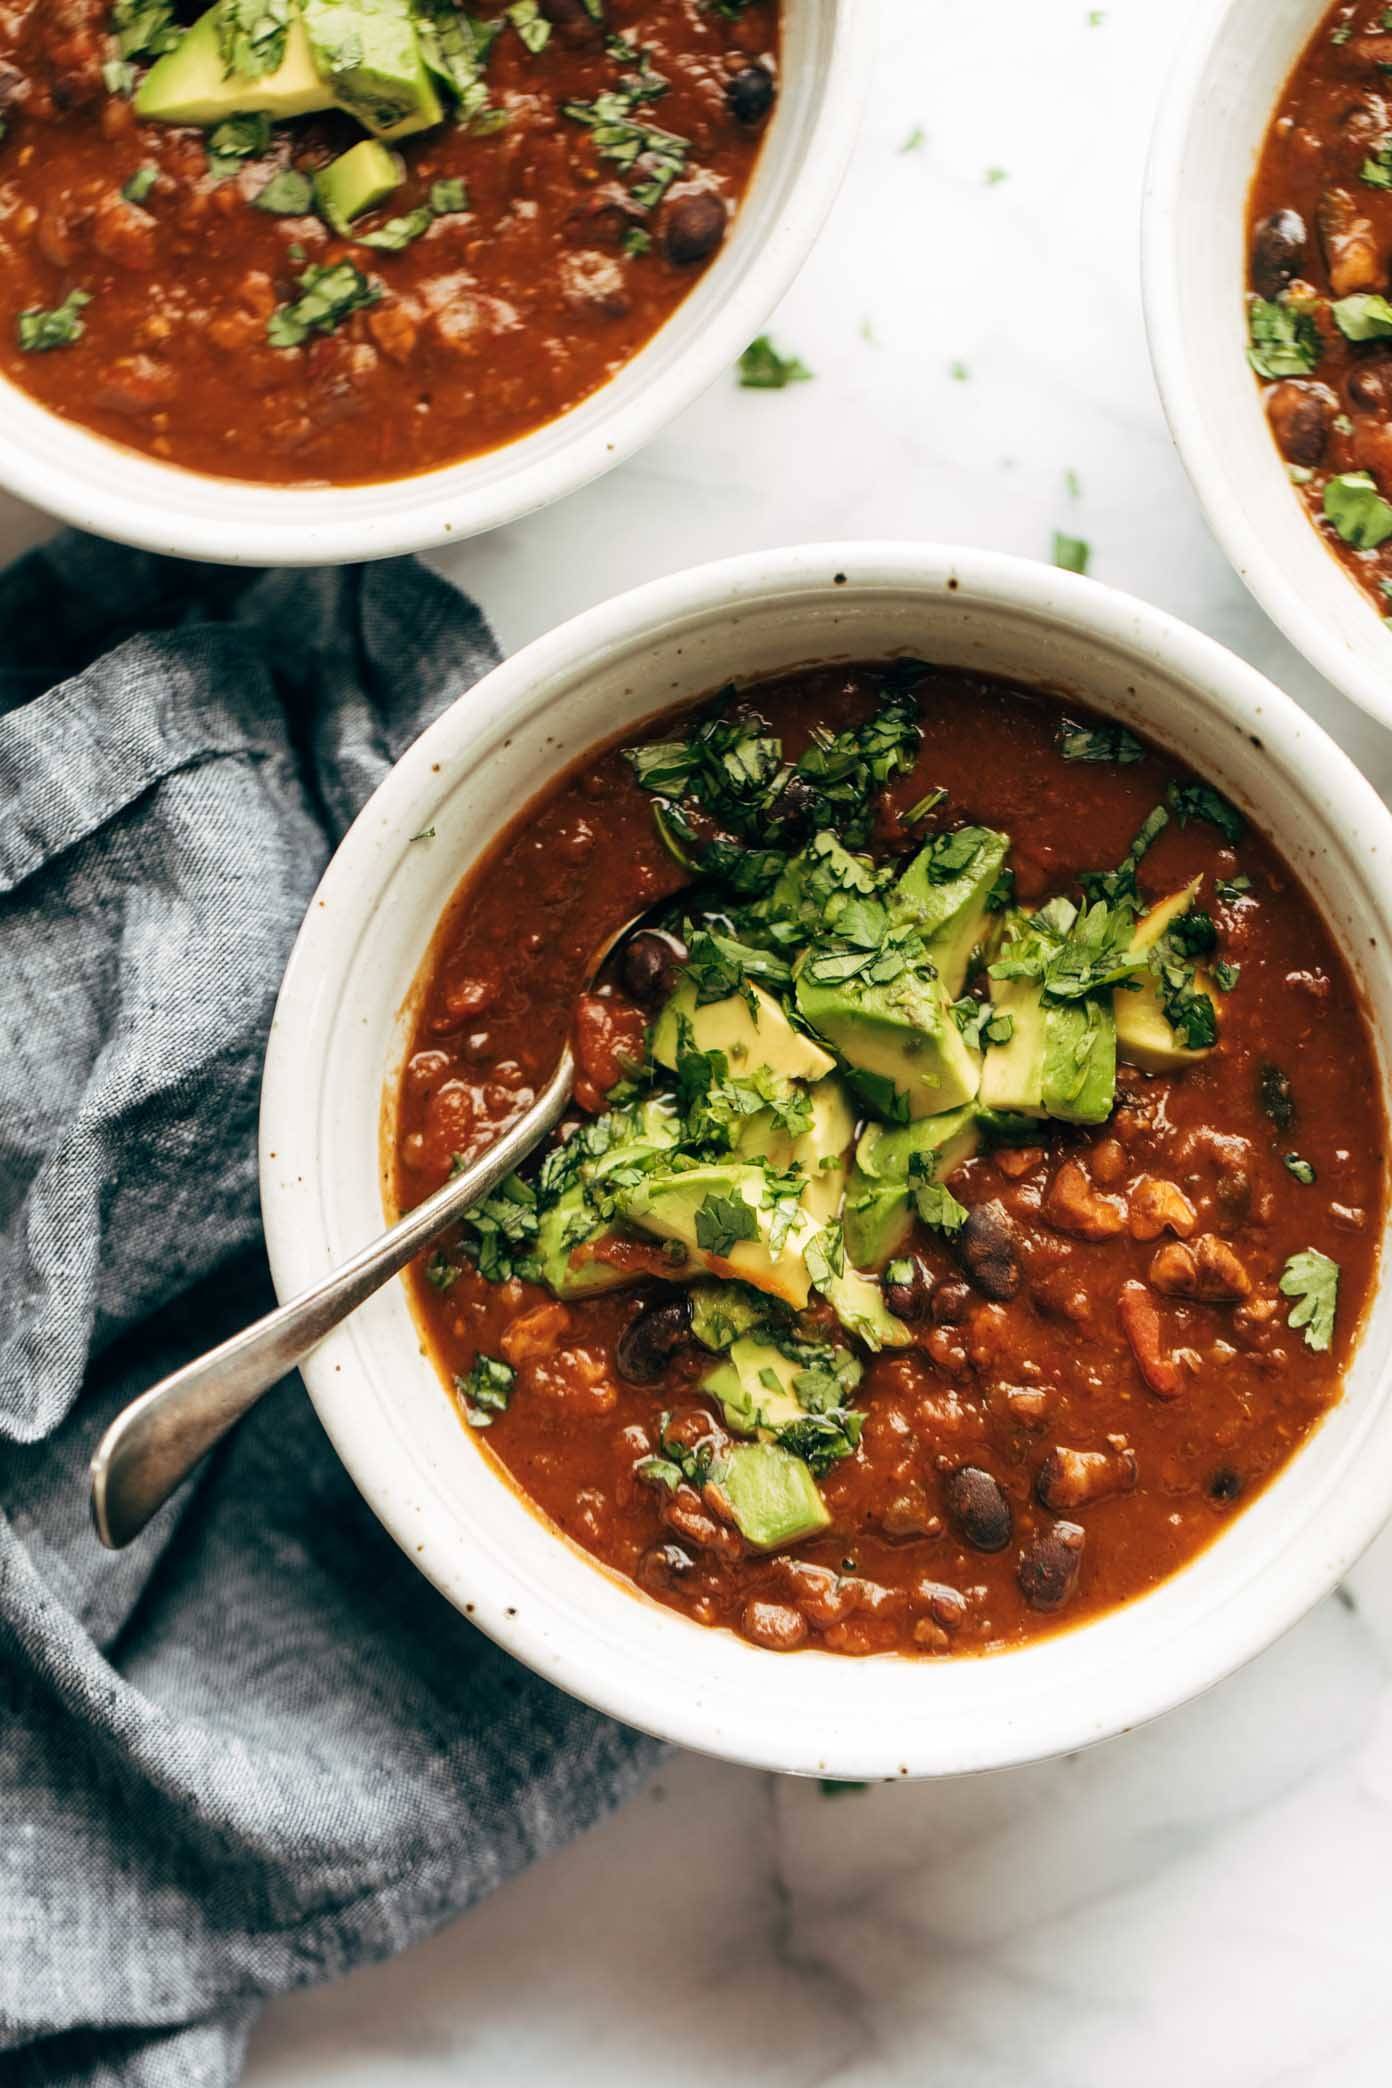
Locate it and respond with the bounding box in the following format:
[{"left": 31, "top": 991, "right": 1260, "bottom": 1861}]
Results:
[{"left": 89, "top": 902, "right": 680, "bottom": 1550}]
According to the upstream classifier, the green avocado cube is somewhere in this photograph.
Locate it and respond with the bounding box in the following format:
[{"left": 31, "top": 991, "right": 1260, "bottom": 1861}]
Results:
[
  {"left": 135, "top": 9, "right": 335, "bottom": 124},
  {"left": 303, "top": 0, "right": 444, "bottom": 139},
  {"left": 702, "top": 1336, "right": 806, "bottom": 1438},
  {"left": 615, "top": 1162, "right": 814, "bottom": 1308},
  {"left": 715, "top": 1441, "right": 830, "bottom": 1551},
  {"left": 795, "top": 958, "right": 980, "bottom": 1123},
  {"left": 842, "top": 1106, "right": 980, "bottom": 1269},
  {"left": 892, "top": 826, "right": 1010, "bottom": 996},
  {"left": 316, "top": 138, "right": 403, "bottom": 227},
  {"left": 734, "top": 1074, "right": 856, "bottom": 1223}
]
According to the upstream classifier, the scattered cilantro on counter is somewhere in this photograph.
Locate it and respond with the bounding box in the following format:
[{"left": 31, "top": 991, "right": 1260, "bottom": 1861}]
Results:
[{"left": 738, "top": 335, "right": 813, "bottom": 388}]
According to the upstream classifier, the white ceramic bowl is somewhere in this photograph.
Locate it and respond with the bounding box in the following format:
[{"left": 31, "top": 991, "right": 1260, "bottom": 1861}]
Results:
[
  {"left": 0, "top": 0, "right": 868, "bottom": 567},
  {"left": 1143, "top": 0, "right": 1392, "bottom": 730},
  {"left": 261, "top": 542, "right": 1392, "bottom": 1779}
]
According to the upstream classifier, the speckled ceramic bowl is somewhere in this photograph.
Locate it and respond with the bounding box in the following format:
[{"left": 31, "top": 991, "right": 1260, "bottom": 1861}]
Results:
[{"left": 260, "top": 542, "right": 1392, "bottom": 1778}]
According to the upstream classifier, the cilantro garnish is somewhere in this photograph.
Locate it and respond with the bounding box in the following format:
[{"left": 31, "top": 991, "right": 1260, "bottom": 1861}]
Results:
[
  {"left": 1279, "top": 1248, "right": 1339, "bottom": 1353},
  {"left": 414, "top": 2, "right": 506, "bottom": 129},
  {"left": 507, "top": 0, "right": 551, "bottom": 51},
  {"left": 111, "top": 0, "right": 181, "bottom": 61},
  {"left": 121, "top": 164, "right": 159, "bottom": 205},
  {"left": 455, "top": 1353, "right": 515, "bottom": 1427},
  {"left": 254, "top": 168, "right": 314, "bottom": 215},
  {"left": 1283, "top": 1154, "right": 1317, "bottom": 1185},
  {"left": 1057, "top": 721, "right": 1143, "bottom": 764},
  {"left": 1216, "top": 873, "right": 1252, "bottom": 902},
  {"left": 1166, "top": 780, "right": 1243, "bottom": 844},
  {"left": 694, "top": 1190, "right": 758, "bottom": 1258},
  {"left": 430, "top": 176, "right": 469, "bottom": 215},
  {"left": 425, "top": 1249, "right": 461, "bottom": 1290},
  {"left": 636, "top": 1412, "right": 720, "bottom": 1494},
  {"left": 17, "top": 289, "right": 91, "bottom": 353},
  {"left": 1332, "top": 292, "right": 1392, "bottom": 341},
  {"left": 267, "top": 262, "right": 381, "bottom": 348},
  {"left": 1052, "top": 532, "right": 1091, "bottom": 575},
  {"left": 561, "top": 86, "right": 689, "bottom": 210},
  {"left": 1259, "top": 1062, "right": 1295, "bottom": 1130},
  {"left": 912, "top": 1178, "right": 968, "bottom": 1235},
  {"left": 217, "top": 0, "right": 293, "bottom": 80},
  {"left": 777, "top": 1409, "right": 863, "bottom": 1476},
  {"left": 952, "top": 996, "right": 1014, "bottom": 1050},
  {"left": 1212, "top": 959, "right": 1240, "bottom": 992},
  {"left": 1247, "top": 295, "right": 1321, "bottom": 378},
  {"left": 901, "top": 125, "right": 925, "bottom": 153},
  {"left": 737, "top": 336, "right": 813, "bottom": 389},
  {"left": 1324, "top": 471, "right": 1392, "bottom": 550},
  {"left": 207, "top": 112, "right": 270, "bottom": 179},
  {"left": 454, "top": 1171, "right": 541, "bottom": 1282}
]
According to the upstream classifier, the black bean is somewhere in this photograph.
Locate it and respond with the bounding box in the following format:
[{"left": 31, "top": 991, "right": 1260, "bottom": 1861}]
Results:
[
  {"left": 943, "top": 1466, "right": 1013, "bottom": 1553},
  {"left": 1265, "top": 380, "right": 1336, "bottom": 467},
  {"left": 1208, "top": 1467, "right": 1243, "bottom": 1504},
  {"left": 954, "top": 1199, "right": 1021, "bottom": 1302},
  {"left": 663, "top": 191, "right": 727, "bottom": 267},
  {"left": 1251, "top": 208, "right": 1306, "bottom": 299},
  {"left": 884, "top": 1251, "right": 934, "bottom": 1323},
  {"left": 615, "top": 1294, "right": 692, "bottom": 1385},
  {"left": 540, "top": 0, "right": 604, "bottom": 47},
  {"left": 930, "top": 1278, "right": 973, "bottom": 1325},
  {"left": 726, "top": 63, "right": 776, "bottom": 125},
  {"left": 1017, "top": 1521, "right": 1085, "bottom": 1611},
  {"left": 621, "top": 930, "right": 683, "bottom": 1006}
]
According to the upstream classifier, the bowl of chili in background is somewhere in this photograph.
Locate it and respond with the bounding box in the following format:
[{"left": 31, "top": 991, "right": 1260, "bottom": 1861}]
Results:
[
  {"left": 1143, "top": 0, "right": 1392, "bottom": 731},
  {"left": 0, "top": 0, "right": 868, "bottom": 564},
  {"left": 260, "top": 543, "right": 1392, "bottom": 1779}
]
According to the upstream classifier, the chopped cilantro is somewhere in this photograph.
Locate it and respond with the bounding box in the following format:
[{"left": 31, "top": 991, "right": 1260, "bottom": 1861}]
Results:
[
  {"left": 1057, "top": 720, "right": 1143, "bottom": 764},
  {"left": 1247, "top": 295, "right": 1320, "bottom": 378},
  {"left": 414, "top": 2, "right": 505, "bottom": 129},
  {"left": 901, "top": 125, "right": 925, "bottom": 153},
  {"left": 121, "top": 164, "right": 159, "bottom": 205},
  {"left": 949, "top": 359, "right": 969, "bottom": 381},
  {"left": 1324, "top": 471, "right": 1392, "bottom": 549},
  {"left": 561, "top": 85, "right": 689, "bottom": 210},
  {"left": 1052, "top": 531, "right": 1090, "bottom": 575},
  {"left": 454, "top": 1172, "right": 540, "bottom": 1283},
  {"left": 1279, "top": 1248, "right": 1339, "bottom": 1353},
  {"left": 111, "top": 0, "right": 181, "bottom": 61},
  {"left": 1212, "top": 959, "right": 1240, "bottom": 992},
  {"left": 17, "top": 289, "right": 91, "bottom": 353},
  {"left": 912, "top": 1178, "right": 969, "bottom": 1236},
  {"left": 430, "top": 176, "right": 469, "bottom": 215},
  {"left": 216, "top": 0, "right": 293, "bottom": 81},
  {"left": 267, "top": 262, "right": 381, "bottom": 348},
  {"left": 1362, "top": 137, "right": 1392, "bottom": 190},
  {"left": 425, "top": 1249, "right": 460, "bottom": 1289},
  {"left": 694, "top": 1191, "right": 758, "bottom": 1258},
  {"left": 455, "top": 1353, "right": 515, "bottom": 1427},
  {"left": 1332, "top": 292, "right": 1392, "bottom": 341},
  {"left": 738, "top": 335, "right": 813, "bottom": 389},
  {"left": 622, "top": 225, "right": 651, "bottom": 257},
  {"left": 1216, "top": 873, "right": 1252, "bottom": 902},
  {"left": 354, "top": 206, "right": 435, "bottom": 252},
  {"left": 777, "top": 1408, "right": 864, "bottom": 1476},
  {"left": 207, "top": 111, "right": 271, "bottom": 180},
  {"left": 507, "top": 0, "right": 551, "bottom": 51},
  {"left": 984, "top": 165, "right": 1009, "bottom": 185},
  {"left": 103, "top": 58, "right": 135, "bottom": 96},
  {"left": 636, "top": 1412, "right": 720, "bottom": 1495},
  {"left": 1166, "top": 780, "right": 1244, "bottom": 844},
  {"left": 1283, "top": 1154, "right": 1317, "bottom": 1185},
  {"left": 254, "top": 168, "right": 314, "bottom": 215},
  {"left": 953, "top": 996, "right": 1013, "bottom": 1050}
]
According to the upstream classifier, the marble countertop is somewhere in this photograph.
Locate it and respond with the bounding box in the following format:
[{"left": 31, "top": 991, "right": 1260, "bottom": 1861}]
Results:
[{"left": 8, "top": 0, "right": 1392, "bottom": 2079}]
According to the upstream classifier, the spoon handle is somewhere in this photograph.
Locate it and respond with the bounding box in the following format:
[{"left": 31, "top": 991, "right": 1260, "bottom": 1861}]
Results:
[{"left": 89, "top": 1053, "right": 575, "bottom": 1550}]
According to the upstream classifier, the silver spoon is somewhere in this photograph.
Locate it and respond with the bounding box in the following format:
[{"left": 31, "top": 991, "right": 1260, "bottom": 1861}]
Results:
[{"left": 89, "top": 904, "right": 673, "bottom": 1549}]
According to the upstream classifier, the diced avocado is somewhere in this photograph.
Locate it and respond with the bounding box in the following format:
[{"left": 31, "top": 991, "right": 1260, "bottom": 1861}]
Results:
[
  {"left": 135, "top": 9, "right": 335, "bottom": 124},
  {"left": 616, "top": 1162, "right": 813, "bottom": 1307},
  {"left": 536, "top": 1184, "right": 636, "bottom": 1299},
  {"left": 303, "top": 0, "right": 443, "bottom": 138},
  {"left": 702, "top": 1336, "right": 806, "bottom": 1438},
  {"left": 978, "top": 912, "right": 1116, "bottom": 1126},
  {"left": 651, "top": 977, "right": 836, "bottom": 1085},
  {"left": 978, "top": 965, "right": 1048, "bottom": 1119},
  {"left": 892, "top": 827, "right": 1011, "bottom": 996},
  {"left": 735, "top": 1075, "right": 856, "bottom": 1223},
  {"left": 818, "top": 1260, "right": 912, "bottom": 1351},
  {"left": 1115, "top": 878, "right": 1218, "bottom": 1074},
  {"left": 715, "top": 1441, "right": 830, "bottom": 1550},
  {"left": 689, "top": 1279, "right": 771, "bottom": 1352},
  {"left": 842, "top": 1105, "right": 979, "bottom": 1269},
  {"left": 316, "top": 138, "right": 403, "bottom": 227},
  {"left": 795, "top": 960, "right": 980, "bottom": 1122},
  {"left": 1040, "top": 996, "right": 1116, "bottom": 1126}
]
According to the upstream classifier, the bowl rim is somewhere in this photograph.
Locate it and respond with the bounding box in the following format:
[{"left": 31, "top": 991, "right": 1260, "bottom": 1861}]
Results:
[
  {"left": 0, "top": 0, "right": 871, "bottom": 567},
  {"left": 1140, "top": 0, "right": 1392, "bottom": 731},
  {"left": 260, "top": 540, "right": 1392, "bottom": 1777}
]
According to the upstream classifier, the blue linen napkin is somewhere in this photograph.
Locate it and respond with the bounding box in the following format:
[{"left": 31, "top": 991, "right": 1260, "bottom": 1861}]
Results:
[{"left": 0, "top": 533, "right": 662, "bottom": 2087}]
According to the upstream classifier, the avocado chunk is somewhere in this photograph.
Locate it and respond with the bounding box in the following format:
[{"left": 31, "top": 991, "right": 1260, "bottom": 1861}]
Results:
[
  {"left": 303, "top": 0, "right": 444, "bottom": 137},
  {"left": 843, "top": 1105, "right": 980, "bottom": 1269},
  {"left": 702, "top": 1336, "right": 806, "bottom": 1437},
  {"left": 316, "top": 138, "right": 403, "bottom": 227},
  {"left": 135, "top": 9, "right": 334, "bottom": 124},
  {"left": 615, "top": 1162, "right": 814, "bottom": 1307},
  {"left": 735, "top": 1074, "right": 856, "bottom": 1223},
  {"left": 892, "top": 826, "right": 1011, "bottom": 996},
  {"left": 651, "top": 977, "right": 836, "bottom": 1085},
  {"left": 1115, "top": 878, "right": 1218, "bottom": 1074},
  {"left": 715, "top": 1441, "right": 830, "bottom": 1550},
  {"left": 795, "top": 954, "right": 980, "bottom": 1122},
  {"left": 979, "top": 912, "right": 1117, "bottom": 1126},
  {"left": 688, "top": 1279, "right": 771, "bottom": 1352},
  {"left": 817, "top": 1258, "right": 912, "bottom": 1350},
  {"left": 536, "top": 1098, "right": 681, "bottom": 1299}
]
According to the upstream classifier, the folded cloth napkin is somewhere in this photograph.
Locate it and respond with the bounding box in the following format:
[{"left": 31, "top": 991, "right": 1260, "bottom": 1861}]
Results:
[{"left": 0, "top": 534, "right": 662, "bottom": 2088}]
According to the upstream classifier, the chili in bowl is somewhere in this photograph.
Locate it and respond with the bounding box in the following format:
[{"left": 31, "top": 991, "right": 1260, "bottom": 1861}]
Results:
[
  {"left": 0, "top": 0, "right": 866, "bottom": 562},
  {"left": 260, "top": 544, "right": 1392, "bottom": 1778},
  {"left": 1145, "top": 0, "right": 1392, "bottom": 730}
]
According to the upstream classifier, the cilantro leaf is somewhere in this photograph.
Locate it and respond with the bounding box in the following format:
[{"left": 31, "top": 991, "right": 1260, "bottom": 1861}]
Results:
[
  {"left": 738, "top": 335, "right": 813, "bottom": 389},
  {"left": 17, "top": 289, "right": 91, "bottom": 353},
  {"left": 1247, "top": 295, "right": 1320, "bottom": 378},
  {"left": 455, "top": 1353, "right": 515, "bottom": 1427},
  {"left": 1324, "top": 471, "right": 1392, "bottom": 549},
  {"left": 912, "top": 1179, "right": 968, "bottom": 1235},
  {"left": 1052, "top": 531, "right": 1091, "bottom": 575},
  {"left": 1057, "top": 720, "right": 1143, "bottom": 764},
  {"left": 254, "top": 168, "right": 314, "bottom": 215},
  {"left": 454, "top": 1171, "right": 540, "bottom": 1282},
  {"left": 1283, "top": 1154, "right": 1317, "bottom": 1185},
  {"left": 1279, "top": 1248, "right": 1339, "bottom": 1352},
  {"left": 561, "top": 85, "right": 689, "bottom": 210},
  {"left": 216, "top": 0, "right": 293, "bottom": 81},
  {"left": 1332, "top": 292, "right": 1392, "bottom": 341},
  {"left": 267, "top": 261, "right": 380, "bottom": 348},
  {"left": 1259, "top": 1062, "right": 1295, "bottom": 1130},
  {"left": 694, "top": 1190, "right": 758, "bottom": 1258},
  {"left": 1166, "top": 780, "right": 1244, "bottom": 844},
  {"left": 122, "top": 164, "right": 159, "bottom": 205}
]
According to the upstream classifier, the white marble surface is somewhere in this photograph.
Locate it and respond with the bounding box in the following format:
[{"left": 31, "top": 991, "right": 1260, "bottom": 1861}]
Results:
[{"left": 10, "top": 0, "right": 1392, "bottom": 2077}]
